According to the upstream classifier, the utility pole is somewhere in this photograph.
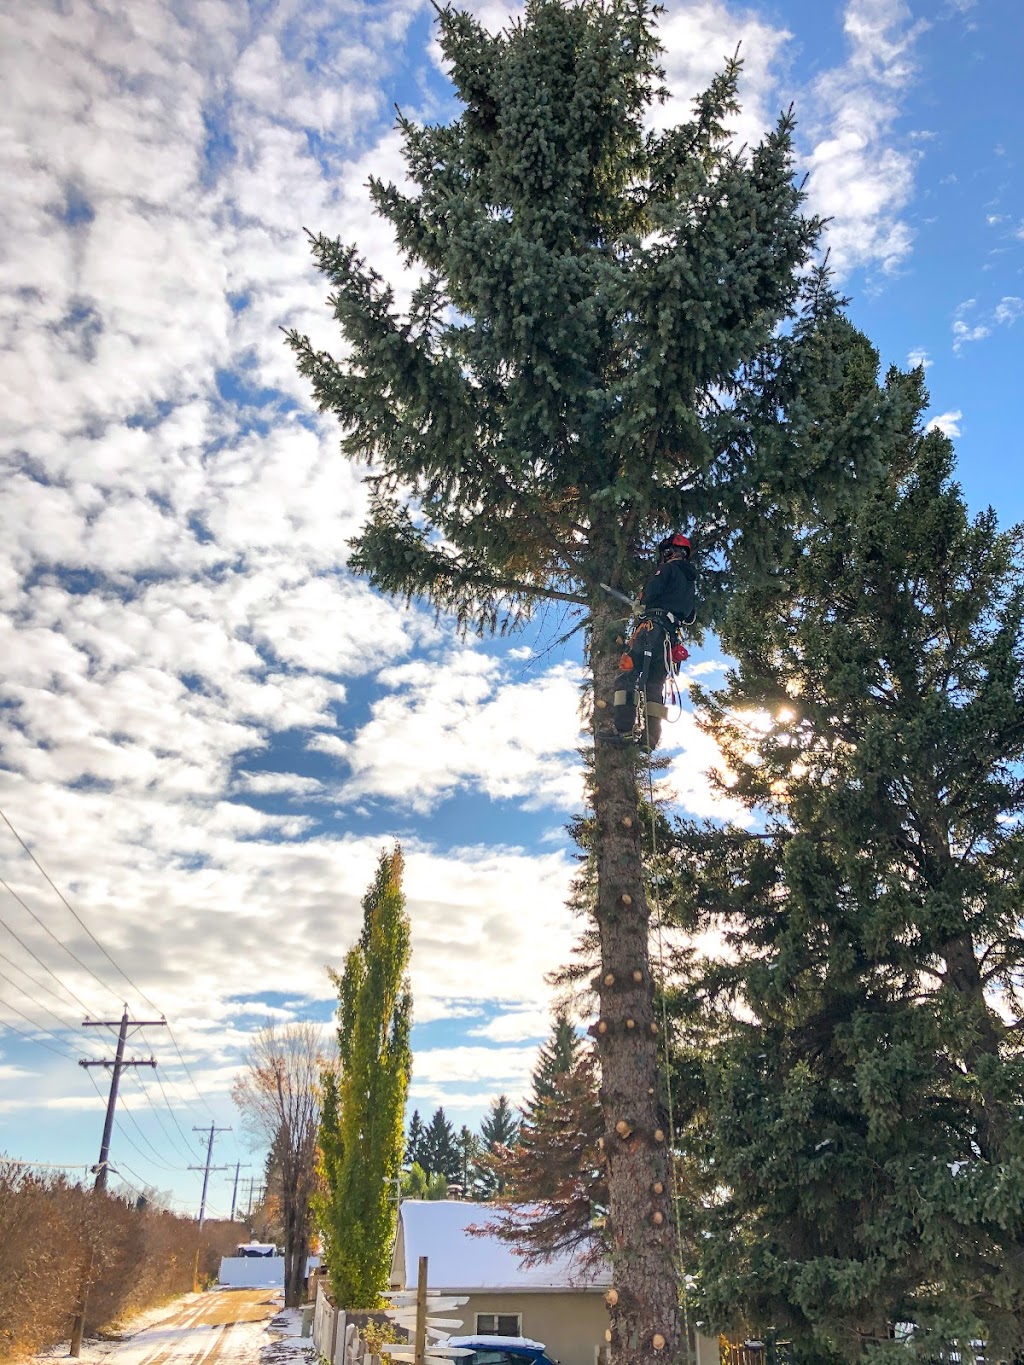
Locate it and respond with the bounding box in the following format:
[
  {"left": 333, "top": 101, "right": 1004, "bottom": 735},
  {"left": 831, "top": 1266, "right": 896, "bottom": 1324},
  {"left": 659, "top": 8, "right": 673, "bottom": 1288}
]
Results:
[
  {"left": 224, "top": 1160, "right": 251, "bottom": 1221},
  {"left": 189, "top": 1123, "right": 230, "bottom": 1293},
  {"left": 190, "top": 1124, "right": 231, "bottom": 1230},
  {"left": 79, "top": 1005, "right": 163, "bottom": 1190},
  {"left": 245, "top": 1174, "right": 256, "bottom": 1219},
  {"left": 71, "top": 1006, "right": 165, "bottom": 1357}
]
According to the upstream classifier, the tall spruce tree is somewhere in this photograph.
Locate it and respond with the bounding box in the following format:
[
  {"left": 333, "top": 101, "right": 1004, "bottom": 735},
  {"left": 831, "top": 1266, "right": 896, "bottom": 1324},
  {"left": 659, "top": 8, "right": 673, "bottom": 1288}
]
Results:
[
  {"left": 490, "top": 1026, "right": 608, "bottom": 1262},
  {"left": 317, "top": 848, "right": 412, "bottom": 1309},
  {"left": 404, "top": 1109, "right": 426, "bottom": 1169},
  {"left": 532, "top": 1015, "right": 582, "bottom": 1103},
  {"left": 481, "top": 1093, "right": 521, "bottom": 1150},
  {"left": 670, "top": 369, "right": 1024, "bottom": 1360},
  {"left": 289, "top": 2, "right": 893, "bottom": 1352},
  {"left": 420, "top": 1106, "right": 461, "bottom": 1182}
]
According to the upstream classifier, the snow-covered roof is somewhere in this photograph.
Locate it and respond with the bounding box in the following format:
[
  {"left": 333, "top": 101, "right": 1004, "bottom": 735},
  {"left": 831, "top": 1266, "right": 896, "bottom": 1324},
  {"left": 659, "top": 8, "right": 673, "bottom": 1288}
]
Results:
[{"left": 392, "top": 1200, "right": 611, "bottom": 1294}]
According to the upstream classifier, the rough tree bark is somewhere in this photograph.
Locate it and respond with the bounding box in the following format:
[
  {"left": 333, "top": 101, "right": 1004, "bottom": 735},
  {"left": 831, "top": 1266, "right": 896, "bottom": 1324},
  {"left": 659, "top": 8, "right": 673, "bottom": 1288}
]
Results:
[{"left": 589, "top": 584, "right": 680, "bottom": 1361}]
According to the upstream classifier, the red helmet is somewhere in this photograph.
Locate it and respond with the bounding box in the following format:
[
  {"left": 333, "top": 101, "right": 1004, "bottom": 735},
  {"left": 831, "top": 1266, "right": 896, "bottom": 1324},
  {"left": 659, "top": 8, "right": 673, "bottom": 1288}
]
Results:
[{"left": 658, "top": 533, "right": 691, "bottom": 561}]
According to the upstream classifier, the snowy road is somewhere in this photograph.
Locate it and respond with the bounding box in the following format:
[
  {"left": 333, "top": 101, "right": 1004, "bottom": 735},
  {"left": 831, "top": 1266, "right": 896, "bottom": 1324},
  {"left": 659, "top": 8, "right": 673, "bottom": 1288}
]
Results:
[{"left": 56, "top": 1289, "right": 308, "bottom": 1365}]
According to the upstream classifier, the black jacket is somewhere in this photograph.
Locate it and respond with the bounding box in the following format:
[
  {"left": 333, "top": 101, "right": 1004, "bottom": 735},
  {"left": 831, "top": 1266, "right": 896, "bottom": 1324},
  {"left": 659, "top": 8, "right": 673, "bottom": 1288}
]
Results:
[{"left": 640, "top": 558, "right": 697, "bottom": 622}]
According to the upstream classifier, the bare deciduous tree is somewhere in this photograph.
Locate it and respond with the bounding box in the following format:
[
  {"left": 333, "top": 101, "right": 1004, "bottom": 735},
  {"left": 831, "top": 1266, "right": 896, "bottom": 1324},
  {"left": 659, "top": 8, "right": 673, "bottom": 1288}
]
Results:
[{"left": 232, "top": 1022, "right": 330, "bottom": 1306}]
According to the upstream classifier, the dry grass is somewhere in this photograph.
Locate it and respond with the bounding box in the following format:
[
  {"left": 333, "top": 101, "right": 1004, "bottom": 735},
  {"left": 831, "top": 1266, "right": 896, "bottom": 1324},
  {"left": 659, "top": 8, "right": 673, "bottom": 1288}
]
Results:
[{"left": 0, "top": 1162, "right": 239, "bottom": 1359}]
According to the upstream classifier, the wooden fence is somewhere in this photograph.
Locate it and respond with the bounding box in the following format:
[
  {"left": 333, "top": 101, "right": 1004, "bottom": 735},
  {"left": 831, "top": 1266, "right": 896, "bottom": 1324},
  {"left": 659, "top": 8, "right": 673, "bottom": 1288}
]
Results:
[{"left": 312, "top": 1281, "right": 381, "bottom": 1365}]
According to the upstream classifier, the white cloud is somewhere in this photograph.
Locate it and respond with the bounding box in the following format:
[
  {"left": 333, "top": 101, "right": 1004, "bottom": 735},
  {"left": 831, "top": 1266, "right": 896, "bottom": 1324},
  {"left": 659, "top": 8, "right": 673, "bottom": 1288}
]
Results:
[
  {"left": 471, "top": 1007, "right": 553, "bottom": 1044},
  {"left": 802, "top": 0, "right": 925, "bottom": 276},
  {"left": 907, "top": 348, "right": 932, "bottom": 370},
  {"left": 321, "top": 652, "right": 587, "bottom": 814},
  {"left": 925, "top": 410, "right": 962, "bottom": 437},
  {"left": 994, "top": 296, "right": 1024, "bottom": 326},
  {"left": 952, "top": 296, "right": 1022, "bottom": 351}
]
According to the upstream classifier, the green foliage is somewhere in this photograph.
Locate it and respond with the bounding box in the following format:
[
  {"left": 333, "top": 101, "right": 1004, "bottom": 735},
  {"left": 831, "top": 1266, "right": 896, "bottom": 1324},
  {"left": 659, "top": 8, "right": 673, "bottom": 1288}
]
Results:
[
  {"left": 419, "top": 1107, "right": 461, "bottom": 1182},
  {"left": 404, "top": 1109, "right": 425, "bottom": 1169},
  {"left": 531, "top": 1014, "right": 582, "bottom": 1104},
  {"left": 291, "top": 0, "right": 903, "bottom": 1352},
  {"left": 316, "top": 848, "right": 412, "bottom": 1310},
  {"left": 400, "top": 1162, "right": 449, "bottom": 1201},
  {"left": 480, "top": 1093, "right": 521, "bottom": 1150},
  {"left": 285, "top": 0, "right": 882, "bottom": 640},
  {"left": 671, "top": 368, "right": 1024, "bottom": 1359}
]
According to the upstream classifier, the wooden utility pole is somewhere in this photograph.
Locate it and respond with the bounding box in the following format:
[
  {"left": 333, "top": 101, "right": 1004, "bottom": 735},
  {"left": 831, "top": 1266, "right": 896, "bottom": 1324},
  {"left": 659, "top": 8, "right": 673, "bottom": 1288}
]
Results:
[
  {"left": 189, "top": 1123, "right": 231, "bottom": 1290},
  {"left": 70, "top": 1006, "right": 164, "bottom": 1356},
  {"left": 414, "top": 1256, "right": 428, "bottom": 1365},
  {"left": 224, "top": 1159, "right": 250, "bottom": 1221}
]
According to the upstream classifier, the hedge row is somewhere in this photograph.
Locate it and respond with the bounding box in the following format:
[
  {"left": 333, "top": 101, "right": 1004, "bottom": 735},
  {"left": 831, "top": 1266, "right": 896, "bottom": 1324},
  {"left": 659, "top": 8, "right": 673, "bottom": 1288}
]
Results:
[{"left": 0, "top": 1162, "right": 240, "bottom": 1358}]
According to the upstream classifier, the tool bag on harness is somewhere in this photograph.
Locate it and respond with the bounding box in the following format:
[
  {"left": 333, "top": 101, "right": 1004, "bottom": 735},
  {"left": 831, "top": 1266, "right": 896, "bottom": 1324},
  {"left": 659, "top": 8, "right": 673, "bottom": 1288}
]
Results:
[{"left": 611, "top": 609, "right": 689, "bottom": 750}]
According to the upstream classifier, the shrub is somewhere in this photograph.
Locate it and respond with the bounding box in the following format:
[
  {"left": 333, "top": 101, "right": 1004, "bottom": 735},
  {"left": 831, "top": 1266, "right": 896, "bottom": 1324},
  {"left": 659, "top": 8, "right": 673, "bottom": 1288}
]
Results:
[{"left": 0, "top": 1161, "right": 239, "bottom": 1358}]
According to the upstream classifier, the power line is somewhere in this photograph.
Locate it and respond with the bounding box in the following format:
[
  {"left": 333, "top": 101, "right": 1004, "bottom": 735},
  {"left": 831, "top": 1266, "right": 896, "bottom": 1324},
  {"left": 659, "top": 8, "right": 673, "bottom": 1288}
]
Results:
[
  {"left": 146, "top": 1059, "right": 205, "bottom": 1155},
  {"left": 0, "top": 888, "right": 103, "bottom": 1012},
  {"left": 159, "top": 1024, "right": 217, "bottom": 1119},
  {"left": 122, "top": 1068, "right": 200, "bottom": 1165},
  {"left": 0, "top": 1006, "right": 79, "bottom": 1060},
  {"left": 0, "top": 945, "right": 89, "bottom": 1017},
  {"left": 0, "top": 964, "right": 80, "bottom": 1039},
  {"left": 0, "top": 811, "right": 214, "bottom": 1121},
  {"left": 0, "top": 993, "right": 81, "bottom": 1060},
  {"left": 0, "top": 808, "right": 156, "bottom": 1011},
  {"left": 0, "top": 875, "right": 118, "bottom": 1007}
]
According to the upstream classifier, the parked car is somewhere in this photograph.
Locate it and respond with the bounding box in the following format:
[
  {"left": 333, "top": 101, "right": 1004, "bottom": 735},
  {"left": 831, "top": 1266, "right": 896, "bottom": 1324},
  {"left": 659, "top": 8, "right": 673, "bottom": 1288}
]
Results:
[
  {"left": 235, "top": 1242, "right": 278, "bottom": 1257},
  {"left": 446, "top": 1336, "right": 557, "bottom": 1364}
]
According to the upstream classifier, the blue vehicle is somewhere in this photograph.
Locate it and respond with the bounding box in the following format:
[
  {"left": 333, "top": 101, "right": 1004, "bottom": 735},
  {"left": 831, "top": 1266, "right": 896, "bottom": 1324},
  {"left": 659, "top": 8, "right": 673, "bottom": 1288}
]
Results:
[{"left": 446, "top": 1336, "right": 557, "bottom": 1364}]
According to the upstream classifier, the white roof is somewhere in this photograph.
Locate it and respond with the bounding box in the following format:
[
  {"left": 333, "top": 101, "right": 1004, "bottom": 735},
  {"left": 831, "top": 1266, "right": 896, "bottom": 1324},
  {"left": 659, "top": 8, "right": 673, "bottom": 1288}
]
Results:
[{"left": 392, "top": 1200, "right": 610, "bottom": 1294}]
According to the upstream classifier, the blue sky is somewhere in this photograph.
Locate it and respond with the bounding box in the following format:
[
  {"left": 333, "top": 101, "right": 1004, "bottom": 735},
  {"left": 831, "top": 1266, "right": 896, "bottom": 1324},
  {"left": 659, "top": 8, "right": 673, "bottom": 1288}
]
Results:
[{"left": 0, "top": 0, "right": 1021, "bottom": 1215}]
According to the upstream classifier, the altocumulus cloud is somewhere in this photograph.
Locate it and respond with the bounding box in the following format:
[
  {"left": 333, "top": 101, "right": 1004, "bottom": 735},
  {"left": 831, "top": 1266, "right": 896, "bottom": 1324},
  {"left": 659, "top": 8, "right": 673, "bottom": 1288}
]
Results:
[{"left": 0, "top": 0, "right": 930, "bottom": 1188}]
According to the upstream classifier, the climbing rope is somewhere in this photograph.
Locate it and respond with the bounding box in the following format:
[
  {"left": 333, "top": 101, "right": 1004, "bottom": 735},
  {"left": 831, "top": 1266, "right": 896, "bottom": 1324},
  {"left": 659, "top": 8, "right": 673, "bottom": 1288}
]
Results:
[{"left": 640, "top": 691, "right": 691, "bottom": 1358}]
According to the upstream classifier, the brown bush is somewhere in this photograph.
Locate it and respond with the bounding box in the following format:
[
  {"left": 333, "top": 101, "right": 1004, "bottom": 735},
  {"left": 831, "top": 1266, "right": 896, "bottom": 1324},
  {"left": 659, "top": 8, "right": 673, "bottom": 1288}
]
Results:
[{"left": 0, "top": 1162, "right": 241, "bottom": 1359}]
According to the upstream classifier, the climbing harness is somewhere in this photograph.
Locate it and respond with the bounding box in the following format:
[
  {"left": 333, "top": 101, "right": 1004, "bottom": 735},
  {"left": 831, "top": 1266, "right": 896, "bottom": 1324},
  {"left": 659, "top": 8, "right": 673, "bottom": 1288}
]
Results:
[{"left": 614, "top": 609, "right": 689, "bottom": 747}]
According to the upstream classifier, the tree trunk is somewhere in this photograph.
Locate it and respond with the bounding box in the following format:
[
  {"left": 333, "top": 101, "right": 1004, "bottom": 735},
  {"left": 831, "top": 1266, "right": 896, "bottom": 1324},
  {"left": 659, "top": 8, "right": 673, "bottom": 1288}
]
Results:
[{"left": 589, "top": 590, "right": 681, "bottom": 1363}]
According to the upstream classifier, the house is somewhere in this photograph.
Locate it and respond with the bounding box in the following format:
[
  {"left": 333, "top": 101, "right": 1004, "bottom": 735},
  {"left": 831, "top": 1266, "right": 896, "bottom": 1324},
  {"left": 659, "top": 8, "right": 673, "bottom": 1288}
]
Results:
[
  {"left": 391, "top": 1200, "right": 722, "bottom": 1365},
  {"left": 391, "top": 1200, "right": 611, "bottom": 1365}
]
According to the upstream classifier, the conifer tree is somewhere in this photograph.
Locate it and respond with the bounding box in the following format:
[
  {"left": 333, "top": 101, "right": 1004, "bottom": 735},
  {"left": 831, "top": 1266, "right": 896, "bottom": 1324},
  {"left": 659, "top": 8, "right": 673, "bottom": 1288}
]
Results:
[
  {"left": 490, "top": 1035, "right": 608, "bottom": 1263},
  {"left": 420, "top": 1107, "right": 461, "bottom": 1182},
  {"left": 317, "top": 848, "right": 412, "bottom": 1309},
  {"left": 671, "top": 369, "right": 1024, "bottom": 1360},
  {"left": 456, "top": 1124, "right": 480, "bottom": 1193},
  {"left": 481, "top": 1094, "right": 521, "bottom": 1151},
  {"left": 531, "top": 1015, "right": 582, "bottom": 1104},
  {"left": 476, "top": 1094, "right": 522, "bottom": 1198},
  {"left": 404, "top": 1109, "right": 425, "bottom": 1169},
  {"left": 290, "top": 2, "right": 893, "bottom": 1353}
]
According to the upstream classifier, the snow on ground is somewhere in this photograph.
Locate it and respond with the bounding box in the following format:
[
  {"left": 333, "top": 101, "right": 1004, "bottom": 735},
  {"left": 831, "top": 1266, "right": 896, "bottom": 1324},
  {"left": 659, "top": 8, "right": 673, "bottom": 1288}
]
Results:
[{"left": 30, "top": 1289, "right": 314, "bottom": 1365}]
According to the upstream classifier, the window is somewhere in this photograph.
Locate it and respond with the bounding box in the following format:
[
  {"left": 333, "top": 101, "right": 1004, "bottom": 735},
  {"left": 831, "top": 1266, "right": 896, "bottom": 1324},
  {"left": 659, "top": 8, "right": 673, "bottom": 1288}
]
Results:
[{"left": 475, "top": 1313, "right": 522, "bottom": 1337}]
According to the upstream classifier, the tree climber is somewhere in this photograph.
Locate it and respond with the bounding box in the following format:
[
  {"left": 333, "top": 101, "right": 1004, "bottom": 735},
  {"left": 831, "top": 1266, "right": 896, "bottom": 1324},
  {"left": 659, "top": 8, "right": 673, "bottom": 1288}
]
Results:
[{"left": 612, "top": 534, "right": 697, "bottom": 750}]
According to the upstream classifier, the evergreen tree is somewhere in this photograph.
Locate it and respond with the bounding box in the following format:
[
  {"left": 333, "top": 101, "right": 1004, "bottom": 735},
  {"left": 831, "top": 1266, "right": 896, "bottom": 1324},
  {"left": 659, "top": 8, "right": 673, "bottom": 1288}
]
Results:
[
  {"left": 476, "top": 1094, "right": 522, "bottom": 1199},
  {"left": 490, "top": 1041, "right": 608, "bottom": 1263},
  {"left": 289, "top": 2, "right": 893, "bottom": 1352},
  {"left": 480, "top": 1094, "right": 521, "bottom": 1151},
  {"left": 420, "top": 1107, "right": 461, "bottom": 1183},
  {"left": 404, "top": 1110, "right": 425, "bottom": 1170},
  {"left": 455, "top": 1124, "right": 481, "bottom": 1194},
  {"left": 531, "top": 1015, "right": 582, "bottom": 1104},
  {"left": 671, "top": 371, "right": 1024, "bottom": 1360},
  {"left": 316, "top": 848, "right": 412, "bottom": 1309}
]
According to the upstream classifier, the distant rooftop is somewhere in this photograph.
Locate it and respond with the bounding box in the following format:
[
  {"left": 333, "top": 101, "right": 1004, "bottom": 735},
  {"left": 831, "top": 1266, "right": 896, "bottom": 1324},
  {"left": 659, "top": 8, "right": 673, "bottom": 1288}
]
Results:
[{"left": 391, "top": 1200, "right": 611, "bottom": 1294}]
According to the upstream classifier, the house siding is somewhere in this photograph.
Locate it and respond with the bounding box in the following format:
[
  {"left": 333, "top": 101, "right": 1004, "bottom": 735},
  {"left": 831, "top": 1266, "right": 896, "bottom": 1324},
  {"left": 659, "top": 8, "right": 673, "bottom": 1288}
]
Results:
[{"left": 453, "top": 1291, "right": 607, "bottom": 1365}]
